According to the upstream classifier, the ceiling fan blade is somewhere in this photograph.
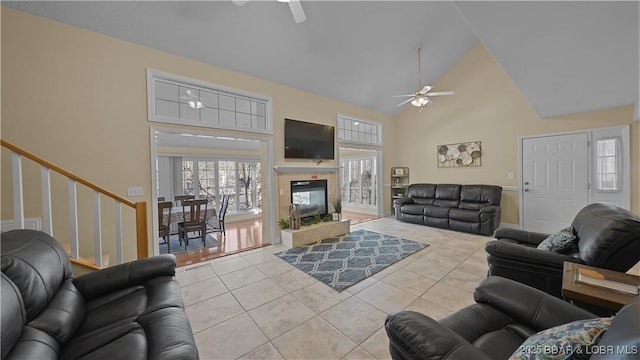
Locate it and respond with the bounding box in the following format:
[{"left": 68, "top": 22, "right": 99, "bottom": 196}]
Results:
[
  {"left": 396, "top": 97, "right": 416, "bottom": 107},
  {"left": 232, "top": 0, "right": 250, "bottom": 6},
  {"left": 427, "top": 91, "right": 456, "bottom": 96},
  {"left": 391, "top": 94, "right": 415, "bottom": 98},
  {"left": 289, "top": 0, "right": 306, "bottom": 23},
  {"left": 419, "top": 85, "right": 432, "bottom": 95}
]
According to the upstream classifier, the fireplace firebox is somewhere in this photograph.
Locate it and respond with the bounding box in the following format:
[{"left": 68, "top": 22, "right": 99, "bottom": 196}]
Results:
[{"left": 290, "top": 180, "right": 328, "bottom": 220}]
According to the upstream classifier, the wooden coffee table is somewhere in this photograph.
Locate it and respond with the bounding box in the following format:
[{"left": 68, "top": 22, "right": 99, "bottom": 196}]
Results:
[{"left": 562, "top": 262, "right": 639, "bottom": 312}]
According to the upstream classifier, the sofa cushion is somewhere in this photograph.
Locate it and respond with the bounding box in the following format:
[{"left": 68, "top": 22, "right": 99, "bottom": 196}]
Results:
[
  {"left": 6, "top": 326, "right": 60, "bottom": 360},
  {"left": 424, "top": 205, "right": 451, "bottom": 218},
  {"left": 460, "top": 185, "right": 502, "bottom": 209},
  {"left": 537, "top": 227, "right": 576, "bottom": 253},
  {"left": 449, "top": 208, "right": 481, "bottom": 222},
  {"left": 27, "top": 279, "right": 85, "bottom": 343},
  {"left": 436, "top": 184, "right": 461, "bottom": 200},
  {"left": 407, "top": 183, "right": 436, "bottom": 199},
  {"left": 509, "top": 317, "right": 611, "bottom": 360},
  {"left": 2, "top": 273, "right": 26, "bottom": 359}
]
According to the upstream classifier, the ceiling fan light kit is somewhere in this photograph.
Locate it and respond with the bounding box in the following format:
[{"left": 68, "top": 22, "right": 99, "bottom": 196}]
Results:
[{"left": 394, "top": 46, "right": 455, "bottom": 111}]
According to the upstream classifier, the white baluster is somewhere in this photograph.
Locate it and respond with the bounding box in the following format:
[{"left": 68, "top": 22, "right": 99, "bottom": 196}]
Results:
[
  {"left": 93, "top": 191, "right": 102, "bottom": 267},
  {"left": 41, "top": 167, "right": 53, "bottom": 235},
  {"left": 68, "top": 180, "right": 79, "bottom": 259},
  {"left": 11, "top": 152, "right": 24, "bottom": 229},
  {"left": 115, "top": 201, "right": 123, "bottom": 264}
]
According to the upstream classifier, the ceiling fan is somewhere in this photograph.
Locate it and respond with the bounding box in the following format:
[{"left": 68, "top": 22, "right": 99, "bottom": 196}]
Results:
[
  {"left": 233, "top": 0, "right": 306, "bottom": 24},
  {"left": 393, "top": 46, "right": 455, "bottom": 111}
]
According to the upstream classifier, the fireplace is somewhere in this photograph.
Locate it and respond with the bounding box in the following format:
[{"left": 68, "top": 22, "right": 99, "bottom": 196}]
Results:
[{"left": 290, "top": 179, "right": 328, "bottom": 220}]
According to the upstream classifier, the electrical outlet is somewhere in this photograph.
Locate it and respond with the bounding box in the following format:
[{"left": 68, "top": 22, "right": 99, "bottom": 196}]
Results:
[
  {"left": 507, "top": 172, "right": 514, "bottom": 180},
  {"left": 127, "top": 187, "right": 144, "bottom": 197}
]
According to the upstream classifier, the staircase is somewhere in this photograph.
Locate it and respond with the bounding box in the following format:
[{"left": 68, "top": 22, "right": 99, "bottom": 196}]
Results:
[{"left": 1, "top": 139, "right": 148, "bottom": 270}]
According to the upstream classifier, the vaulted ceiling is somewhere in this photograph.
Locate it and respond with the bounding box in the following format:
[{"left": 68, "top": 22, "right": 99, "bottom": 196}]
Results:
[{"left": 5, "top": 1, "right": 638, "bottom": 118}]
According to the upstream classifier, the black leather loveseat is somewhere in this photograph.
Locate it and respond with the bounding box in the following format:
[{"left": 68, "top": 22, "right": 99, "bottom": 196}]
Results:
[
  {"left": 385, "top": 276, "right": 639, "bottom": 360},
  {"left": 1, "top": 229, "right": 199, "bottom": 360},
  {"left": 394, "top": 184, "right": 502, "bottom": 236}
]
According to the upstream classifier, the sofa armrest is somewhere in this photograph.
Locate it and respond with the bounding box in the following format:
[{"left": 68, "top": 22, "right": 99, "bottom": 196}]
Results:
[
  {"left": 474, "top": 276, "right": 597, "bottom": 331},
  {"left": 493, "top": 228, "right": 549, "bottom": 246},
  {"left": 385, "top": 311, "right": 492, "bottom": 360},
  {"left": 479, "top": 205, "right": 500, "bottom": 214},
  {"left": 485, "top": 240, "right": 578, "bottom": 269},
  {"left": 73, "top": 254, "right": 177, "bottom": 300},
  {"left": 393, "top": 197, "right": 414, "bottom": 207}
]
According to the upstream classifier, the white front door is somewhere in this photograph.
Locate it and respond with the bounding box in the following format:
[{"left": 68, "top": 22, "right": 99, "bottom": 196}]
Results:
[{"left": 521, "top": 133, "right": 589, "bottom": 233}]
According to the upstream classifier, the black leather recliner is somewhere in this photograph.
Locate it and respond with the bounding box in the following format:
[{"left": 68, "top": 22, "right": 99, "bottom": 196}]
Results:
[
  {"left": 385, "top": 276, "right": 639, "bottom": 360},
  {"left": 485, "top": 203, "right": 640, "bottom": 298},
  {"left": 1, "top": 229, "right": 199, "bottom": 360}
]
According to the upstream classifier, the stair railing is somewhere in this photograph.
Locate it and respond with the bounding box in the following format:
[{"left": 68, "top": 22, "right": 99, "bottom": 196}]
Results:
[{"left": 1, "top": 139, "right": 148, "bottom": 269}]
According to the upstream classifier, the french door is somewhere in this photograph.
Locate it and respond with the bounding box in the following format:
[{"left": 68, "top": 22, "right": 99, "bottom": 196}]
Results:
[{"left": 340, "top": 156, "right": 377, "bottom": 208}]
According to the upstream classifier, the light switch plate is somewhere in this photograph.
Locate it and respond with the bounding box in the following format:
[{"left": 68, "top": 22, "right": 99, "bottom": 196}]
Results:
[{"left": 127, "top": 187, "right": 144, "bottom": 196}]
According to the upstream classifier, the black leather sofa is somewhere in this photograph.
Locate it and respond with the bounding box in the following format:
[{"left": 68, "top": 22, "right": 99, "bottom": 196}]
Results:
[
  {"left": 394, "top": 184, "right": 502, "bottom": 236},
  {"left": 486, "top": 203, "right": 640, "bottom": 298},
  {"left": 1, "top": 229, "right": 199, "bottom": 360},
  {"left": 385, "top": 276, "right": 639, "bottom": 360}
]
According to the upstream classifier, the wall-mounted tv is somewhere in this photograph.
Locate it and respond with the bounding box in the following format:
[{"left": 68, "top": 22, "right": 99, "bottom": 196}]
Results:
[{"left": 284, "top": 118, "right": 335, "bottom": 160}]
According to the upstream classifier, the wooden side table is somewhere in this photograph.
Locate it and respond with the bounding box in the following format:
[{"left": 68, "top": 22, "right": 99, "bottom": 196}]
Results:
[{"left": 562, "top": 262, "right": 639, "bottom": 312}]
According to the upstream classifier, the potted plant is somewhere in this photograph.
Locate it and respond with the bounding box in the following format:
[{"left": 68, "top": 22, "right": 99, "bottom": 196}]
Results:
[{"left": 332, "top": 198, "right": 342, "bottom": 221}]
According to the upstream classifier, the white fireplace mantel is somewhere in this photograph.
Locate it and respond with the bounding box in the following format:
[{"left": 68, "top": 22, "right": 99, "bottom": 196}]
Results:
[{"left": 273, "top": 166, "right": 340, "bottom": 173}]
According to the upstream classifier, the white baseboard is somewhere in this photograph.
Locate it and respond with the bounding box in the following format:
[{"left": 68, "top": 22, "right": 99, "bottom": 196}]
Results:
[{"left": 1, "top": 217, "right": 41, "bottom": 232}]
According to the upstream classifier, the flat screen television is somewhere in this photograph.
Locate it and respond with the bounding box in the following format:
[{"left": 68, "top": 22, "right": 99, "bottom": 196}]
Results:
[{"left": 284, "top": 118, "right": 335, "bottom": 160}]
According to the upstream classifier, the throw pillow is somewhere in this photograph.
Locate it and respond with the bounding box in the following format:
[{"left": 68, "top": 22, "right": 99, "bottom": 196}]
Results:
[
  {"left": 510, "top": 317, "right": 612, "bottom": 360},
  {"left": 537, "top": 227, "right": 576, "bottom": 253}
]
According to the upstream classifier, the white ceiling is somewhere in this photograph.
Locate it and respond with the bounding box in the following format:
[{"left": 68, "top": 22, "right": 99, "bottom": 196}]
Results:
[{"left": 5, "top": 1, "right": 639, "bottom": 118}]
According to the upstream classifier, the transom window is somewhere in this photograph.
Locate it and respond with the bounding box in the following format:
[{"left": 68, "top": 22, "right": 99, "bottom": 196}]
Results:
[
  {"left": 337, "top": 114, "right": 382, "bottom": 146},
  {"left": 147, "top": 69, "right": 272, "bottom": 134}
]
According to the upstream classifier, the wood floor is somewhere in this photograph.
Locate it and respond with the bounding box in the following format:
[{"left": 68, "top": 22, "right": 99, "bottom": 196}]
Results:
[{"left": 174, "top": 211, "right": 379, "bottom": 267}]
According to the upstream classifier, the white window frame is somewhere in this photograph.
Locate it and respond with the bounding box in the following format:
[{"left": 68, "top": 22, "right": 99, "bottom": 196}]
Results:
[
  {"left": 337, "top": 114, "right": 382, "bottom": 146},
  {"left": 147, "top": 69, "right": 273, "bottom": 135},
  {"left": 594, "top": 137, "right": 621, "bottom": 192}
]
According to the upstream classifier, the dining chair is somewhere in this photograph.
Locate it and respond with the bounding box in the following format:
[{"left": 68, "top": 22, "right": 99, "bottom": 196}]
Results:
[
  {"left": 209, "top": 194, "right": 230, "bottom": 237},
  {"left": 178, "top": 199, "right": 208, "bottom": 249},
  {"left": 157, "top": 196, "right": 166, "bottom": 202},
  {"left": 157, "top": 201, "right": 173, "bottom": 253},
  {"left": 174, "top": 194, "right": 195, "bottom": 207}
]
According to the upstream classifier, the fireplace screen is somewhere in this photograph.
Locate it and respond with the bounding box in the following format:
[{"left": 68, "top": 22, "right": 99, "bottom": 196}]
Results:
[{"left": 290, "top": 180, "right": 328, "bottom": 220}]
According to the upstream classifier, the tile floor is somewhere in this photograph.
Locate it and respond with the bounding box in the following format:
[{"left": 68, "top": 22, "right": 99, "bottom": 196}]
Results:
[{"left": 177, "top": 217, "right": 493, "bottom": 360}]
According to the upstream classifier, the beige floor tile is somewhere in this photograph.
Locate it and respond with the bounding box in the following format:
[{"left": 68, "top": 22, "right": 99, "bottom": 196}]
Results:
[
  {"left": 426, "top": 245, "right": 475, "bottom": 261},
  {"left": 232, "top": 278, "right": 288, "bottom": 311},
  {"left": 194, "top": 313, "right": 268, "bottom": 360},
  {"left": 240, "top": 342, "right": 284, "bottom": 360},
  {"left": 371, "top": 264, "right": 401, "bottom": 280},
  {"left": 446, "top": 237, "right": 487, "bottom": 251},
  {"left": 176, "top": 264, "right": 215, "bottom": 287},
  {"left": 185, "top": 292, "right": 245, "bottom": 333},
  {"left": 421, "top": 282, "right": 475, "bottom": 312},
  {"left": 255, "top": 259, "right": 294, "bottom": 277},
  {"left": 356, "top": 281, "right": 418, "bottom": 314},
  {"left": 404, "top": 298, "right": 454, "bottom": 320},
  {"left": 292, "top": 282, "right": 351, "bottom": 313},
  {"left": 381, "top": 268, "right": 437, "bottom": 296},
  {"left": 272, "top": 316, "right": 357, "bottom": 359},
  {"left": 403, "top": 255, "right": 460, "bottom": 281},
  {"left": 181, "top": 276, "right": 228, "bottom": 306},
  {"left": 269, "top": 268, "right": 316, "bottom": 292},
  {"left": 211, "top": 256, "right": 253, "bottom": 276},
  {"left": 345, "top": 276, "right": 379, "bottom": 295},
  {"left": 343, "top": 347, "right": 377, "bottom": 360},
  {"left": 360, "top": 327, "right": 391, "bottom": 360},
  {"left": 241, "top": 250, "right": 282, "bottom": 265},
  {"left": 219, "top": 266, "right": 267, "bottom": 290},
  {"left": 248, "top": 294, "right": 315, "bottom": 339},
  {"left": 439, "top": 268, "right": 485, "bottom": 292},
  {"left": 320, "top": 297, "right": 387, "bottom": 344}
]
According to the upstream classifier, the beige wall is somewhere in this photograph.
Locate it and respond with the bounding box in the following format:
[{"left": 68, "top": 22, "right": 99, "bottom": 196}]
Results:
[
  {"left": 394, "top": 42, "right": 639, "bottom": 224},
  {"left": 1, "top": 8, "right": 394, "bottom": 259}
]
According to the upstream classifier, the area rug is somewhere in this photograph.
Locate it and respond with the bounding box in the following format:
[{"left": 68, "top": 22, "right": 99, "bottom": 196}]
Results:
[
  {"left": 159, "top": 234, "right": 219, "bottom": 255},
  {"left": 274, "top": 229, "right": 428, "bottom": 291}
]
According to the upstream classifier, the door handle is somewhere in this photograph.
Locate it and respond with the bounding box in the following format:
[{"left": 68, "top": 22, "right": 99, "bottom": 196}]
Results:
[{"left": 524, "top": 188, "right": 530, "bottom": 192}]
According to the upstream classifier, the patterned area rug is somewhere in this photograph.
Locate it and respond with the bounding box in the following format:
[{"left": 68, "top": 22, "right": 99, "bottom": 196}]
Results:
[
  {"left": 159, "top": 234, "right": 219, "bottom": 255},
  {"left": 274, "top": 229, "right": 428, "bottom": 291}
]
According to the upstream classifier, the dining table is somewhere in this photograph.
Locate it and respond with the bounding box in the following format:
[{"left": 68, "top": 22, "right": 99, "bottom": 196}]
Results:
[{"left": 161, "top": 205, "right": 217, "bottom": 230}]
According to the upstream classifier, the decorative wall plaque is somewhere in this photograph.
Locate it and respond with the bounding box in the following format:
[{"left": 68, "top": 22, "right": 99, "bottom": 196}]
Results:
[{"left": 437, "top": 141, "right": 482, "bottom": 168}]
